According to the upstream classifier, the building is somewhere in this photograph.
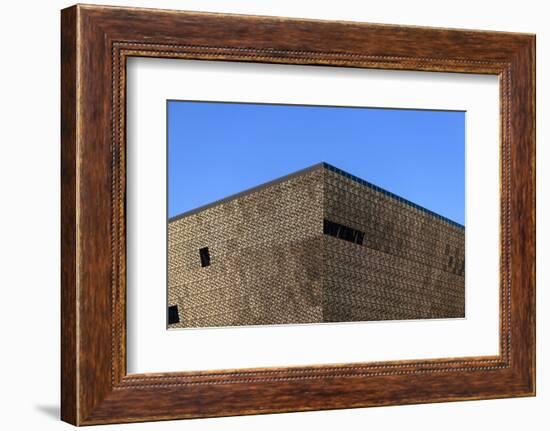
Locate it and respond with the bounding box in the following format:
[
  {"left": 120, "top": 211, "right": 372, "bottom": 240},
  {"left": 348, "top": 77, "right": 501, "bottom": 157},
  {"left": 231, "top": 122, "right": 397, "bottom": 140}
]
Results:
[{"left": 167, "top": 162, "right": 465, "bottom": 329}]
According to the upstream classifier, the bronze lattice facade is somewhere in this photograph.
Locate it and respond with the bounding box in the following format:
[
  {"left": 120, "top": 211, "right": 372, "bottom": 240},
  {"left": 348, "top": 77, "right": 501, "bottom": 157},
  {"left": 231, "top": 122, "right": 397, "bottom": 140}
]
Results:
[{"left": 167, "top": 163, "right": 465, "bottom": 329}]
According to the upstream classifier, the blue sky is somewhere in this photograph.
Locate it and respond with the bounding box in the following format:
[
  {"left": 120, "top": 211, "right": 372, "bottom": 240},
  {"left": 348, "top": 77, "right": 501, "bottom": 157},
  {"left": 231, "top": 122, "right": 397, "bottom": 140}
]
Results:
[{"left": 168, "top": 101, "right": 465, "bottom": 225}]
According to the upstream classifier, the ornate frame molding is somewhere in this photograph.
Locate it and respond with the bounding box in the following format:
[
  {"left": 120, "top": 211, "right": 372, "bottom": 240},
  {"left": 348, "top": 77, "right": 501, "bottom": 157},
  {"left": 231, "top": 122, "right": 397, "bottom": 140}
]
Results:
[{"left": 61, "top": 4, "right": 535, "bottom": 425}]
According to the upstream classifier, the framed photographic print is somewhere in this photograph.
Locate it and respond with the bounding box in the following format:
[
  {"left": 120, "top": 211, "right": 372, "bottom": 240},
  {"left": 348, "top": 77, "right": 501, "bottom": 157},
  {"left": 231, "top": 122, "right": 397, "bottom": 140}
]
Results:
[{"left": 61, "top": 4, "right": 535, "bottom": 425}]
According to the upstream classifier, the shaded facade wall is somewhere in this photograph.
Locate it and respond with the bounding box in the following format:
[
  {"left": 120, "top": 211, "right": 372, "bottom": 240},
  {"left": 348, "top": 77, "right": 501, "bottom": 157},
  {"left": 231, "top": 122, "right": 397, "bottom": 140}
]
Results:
[
  {"left": 168, "top": 168, "right": 324, "bottom": 328},
  {"left": 324, "top": 168, "right": 465, "bottom": 321},
  {"left": 168, "top": 164, "right": 465, "bottom": 329}
]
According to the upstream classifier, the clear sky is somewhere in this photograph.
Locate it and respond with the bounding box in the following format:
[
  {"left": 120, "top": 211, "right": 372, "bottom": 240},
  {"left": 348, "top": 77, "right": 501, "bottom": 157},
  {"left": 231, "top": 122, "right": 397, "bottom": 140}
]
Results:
[{"left": 168, "top": 101, "right": 465, "bottom": 225}]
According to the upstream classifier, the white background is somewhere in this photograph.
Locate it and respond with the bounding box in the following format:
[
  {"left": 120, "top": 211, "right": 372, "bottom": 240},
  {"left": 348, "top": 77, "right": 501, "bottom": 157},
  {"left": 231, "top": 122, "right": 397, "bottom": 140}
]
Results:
[
  {"left": 127, "top": 59, "right": 500, "bottom": 373},
  {"left": 0, "top": 0, "right": 546, "bottom": 430}
]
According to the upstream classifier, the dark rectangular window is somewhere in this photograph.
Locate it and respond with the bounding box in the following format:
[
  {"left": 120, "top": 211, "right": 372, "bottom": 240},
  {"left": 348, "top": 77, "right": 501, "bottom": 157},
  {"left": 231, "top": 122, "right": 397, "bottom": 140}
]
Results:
[
  {"left": 168, "top": 305, "right": 180, "bottom": 324},
  {"left": 199, "top": 247, "right": 210, "bottom": 267},
  {"left": 323, "top": 219, "right": 364, "bottom": 245}
]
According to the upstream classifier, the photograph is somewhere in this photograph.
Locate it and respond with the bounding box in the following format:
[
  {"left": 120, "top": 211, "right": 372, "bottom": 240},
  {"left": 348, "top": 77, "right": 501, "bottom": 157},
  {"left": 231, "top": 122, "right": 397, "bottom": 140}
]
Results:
[{"left": 167, "top": 101, "right": 466, "bottom": 329}]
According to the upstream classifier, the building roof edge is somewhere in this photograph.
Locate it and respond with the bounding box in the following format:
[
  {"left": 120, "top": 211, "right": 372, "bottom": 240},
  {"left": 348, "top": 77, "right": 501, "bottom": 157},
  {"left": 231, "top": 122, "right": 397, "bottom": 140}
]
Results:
[
  {"left": 169, "top": 162, "right": 465, "bottom": 230},
  {"left": 168, "top": 162, "right": 326, "bottom": 222}
]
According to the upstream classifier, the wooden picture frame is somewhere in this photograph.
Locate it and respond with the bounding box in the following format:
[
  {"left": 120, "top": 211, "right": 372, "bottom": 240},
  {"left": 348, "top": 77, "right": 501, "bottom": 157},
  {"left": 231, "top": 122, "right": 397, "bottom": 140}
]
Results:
[{"left": 61, "top": 4, "right": 535, "bottom": 425}]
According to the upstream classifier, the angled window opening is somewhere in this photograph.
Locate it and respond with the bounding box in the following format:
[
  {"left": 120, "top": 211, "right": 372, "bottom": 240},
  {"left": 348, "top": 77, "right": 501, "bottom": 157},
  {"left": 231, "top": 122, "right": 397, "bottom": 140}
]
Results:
[
  {"left": 323, "top": 219, "right": 364, "bottom": 245},
  {"left": 199, "top": 247, "right": 211, "bottom": 267}
]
